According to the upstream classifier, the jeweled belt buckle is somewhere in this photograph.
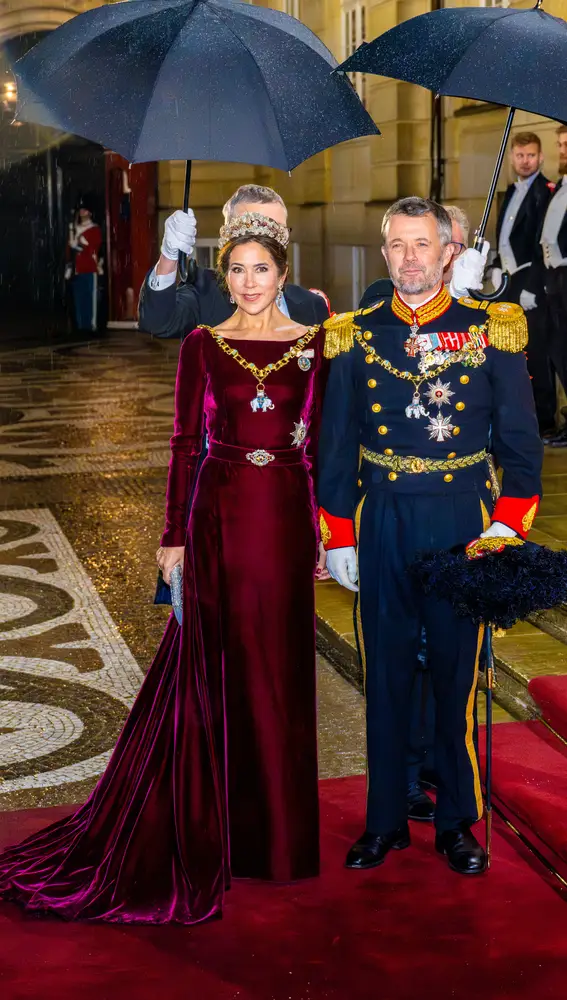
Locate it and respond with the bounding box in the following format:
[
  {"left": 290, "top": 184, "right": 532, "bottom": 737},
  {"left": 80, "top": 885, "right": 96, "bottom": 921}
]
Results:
[{"left": 246, "top": 449, "right": 275, "bottom": 468}]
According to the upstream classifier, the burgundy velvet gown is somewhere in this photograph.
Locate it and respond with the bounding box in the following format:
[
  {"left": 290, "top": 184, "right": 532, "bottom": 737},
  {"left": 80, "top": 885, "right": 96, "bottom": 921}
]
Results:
[{"left": 0, "top": 324, "right": 326, "bottom": 924}]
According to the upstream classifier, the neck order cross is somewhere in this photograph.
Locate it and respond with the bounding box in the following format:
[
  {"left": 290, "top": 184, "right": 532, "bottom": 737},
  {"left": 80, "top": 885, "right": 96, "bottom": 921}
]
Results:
[{"left": 205, "top": 325, "right": 318, "bottom": 413}]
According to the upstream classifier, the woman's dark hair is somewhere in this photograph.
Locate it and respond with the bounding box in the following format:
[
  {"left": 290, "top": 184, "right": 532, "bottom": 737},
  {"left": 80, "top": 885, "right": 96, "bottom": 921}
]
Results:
[{"left": 216, "top": 234, "right": 288, "bottom": 288}]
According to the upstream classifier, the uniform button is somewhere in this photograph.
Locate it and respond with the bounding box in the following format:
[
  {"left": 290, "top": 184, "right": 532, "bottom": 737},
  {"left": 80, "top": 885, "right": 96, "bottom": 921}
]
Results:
[
  {"left": 444, "top": 474, "right": 453, "bottom": 483},
  {"left": 372, "top": 403, "right": 382, "bottom": 413},
  {"left": 448, "top": 451, "right": 456, "bottom": 459},
  {"left": 365, "top": 355, "right": 374, "bottom": 365},
  {"left": 388, "top": 472, "right": 397, "bottom": 481},
  {"left": 363, "top": 331, "right": 373, "bottom": 341},
  {"left": 368, "top": 378, "right": 377, "bottom": 388},
  {"left": 384, "top": 448, "right": 394, "bottom": 456},
  {"left": 486, "top": 479, "right": 492, "bottom": 490},
  {"left": 357, "top": 478, "right": 362, "bottom": 487},
  {"left": 456, "top": 402, "right": 465, "bottom": 411},
  {"left": 460, "top": 375, "right": 469, "bottom": 385},
  {"left": 452, "top": 426, "right": 460, "bottom": 436},
  {"left": 378, "top": 425, "right": 388, "bottom": 435}
]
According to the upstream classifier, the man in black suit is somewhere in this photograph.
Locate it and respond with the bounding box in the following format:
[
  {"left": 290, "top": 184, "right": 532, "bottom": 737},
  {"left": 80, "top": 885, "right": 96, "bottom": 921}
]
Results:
[
  {"left": 530, "top": 126, "right": 567, "bottom": 446},
  {"left": 138, "top": 184, "right": 330, "bottom": 337},
  {"left": 491, "top": 132, "right": 555, "bottom": 433}
]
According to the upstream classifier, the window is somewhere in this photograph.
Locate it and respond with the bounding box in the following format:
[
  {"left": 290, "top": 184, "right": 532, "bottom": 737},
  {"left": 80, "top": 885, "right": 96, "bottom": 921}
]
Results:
[
  {"left": 194, "top": 239, "right": 217, "bottom": 270},
  {"left": 283, "top": 0, "right": 300, "bottom": 19},
  {"left": 343, "top": 3, "right": 367, "bottom": 106}
]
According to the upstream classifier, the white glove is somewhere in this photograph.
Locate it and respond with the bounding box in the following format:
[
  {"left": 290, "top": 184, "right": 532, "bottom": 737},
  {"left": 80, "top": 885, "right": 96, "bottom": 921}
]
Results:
[
  {"left": 161, "top": 209, "right": 197, "bottom": 261},
  {"left": 64, "top": 264, "right": 73, "bottom": 281},
  {"left": 449, "top": 241, "right": 490, "bottom": 297},
  {"left": 490, "top": 267, "right": 503, "bottom": 292},
  {"left": 519, "top": 289, "right": 537, "bottom": 311},
  {"left": 326, "top": 546, "right": 359, "bottom": 593},
  {"left": 480, "top": 521, "right": 517, "bottom": 540}
]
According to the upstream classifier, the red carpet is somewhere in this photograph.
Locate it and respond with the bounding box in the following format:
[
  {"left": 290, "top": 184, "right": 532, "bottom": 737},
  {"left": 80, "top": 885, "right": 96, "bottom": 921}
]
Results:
[
  {"left": 1, "top": 775, "right": 567, "bottom": 1000},
  {"left": 529, "top": 674, "right": 567, "bottom": 742}
]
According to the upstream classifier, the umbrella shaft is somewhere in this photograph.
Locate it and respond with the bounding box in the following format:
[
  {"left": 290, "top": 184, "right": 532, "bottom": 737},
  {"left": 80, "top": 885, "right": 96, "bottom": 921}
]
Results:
[
  {"left": 179, "top": 160, "right": 193, "bottom": 284},
  {"left": 474, "top": 107, "right": 516, "bottom": 248}
]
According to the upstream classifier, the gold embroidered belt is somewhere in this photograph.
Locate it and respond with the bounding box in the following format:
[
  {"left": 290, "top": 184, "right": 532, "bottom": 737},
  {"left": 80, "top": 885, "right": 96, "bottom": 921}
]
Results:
[{"left": 361, "top": 447, "right": 488, "bottom": 475}]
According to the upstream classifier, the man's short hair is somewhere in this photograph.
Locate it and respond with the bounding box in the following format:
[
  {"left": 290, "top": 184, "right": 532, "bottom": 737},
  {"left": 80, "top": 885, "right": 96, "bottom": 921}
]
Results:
[
  {"left": 443, "top": 204, "right": 470, "bottom": 245},
  {"left": 381, "top": 197, "right": 452, "bottom": 246},
  {"left": 557, "top": 125, "right": 567, "bottom": 137},
  {"left": 223, "top": 185, "right": 286, "bottom": 222},
  {"left": 512, "top": 131, "right": 542, "bottom": 151}
]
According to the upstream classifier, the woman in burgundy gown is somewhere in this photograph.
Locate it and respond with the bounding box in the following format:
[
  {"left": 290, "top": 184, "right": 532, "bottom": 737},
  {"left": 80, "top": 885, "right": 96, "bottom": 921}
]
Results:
[{"left": 0, "top": 213, "right": 327, "bottom": 924}]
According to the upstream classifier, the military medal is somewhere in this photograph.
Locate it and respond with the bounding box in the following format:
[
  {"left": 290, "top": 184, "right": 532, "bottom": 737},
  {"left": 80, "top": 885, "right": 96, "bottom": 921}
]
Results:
[
  {"left": 297, "top": 349, "right": 314, "bottom": 372},
  {"left": 405, "top": 392, "right": 428, "bottom": 420},
  {"left": 250, "top": 384, "right": 275, "bottom": 413}
]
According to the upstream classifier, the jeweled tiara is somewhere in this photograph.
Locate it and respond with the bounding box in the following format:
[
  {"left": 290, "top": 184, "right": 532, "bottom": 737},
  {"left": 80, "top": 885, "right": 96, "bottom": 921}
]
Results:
[{"left": 218, "top": 211, "right": 290, "bottom": 251}]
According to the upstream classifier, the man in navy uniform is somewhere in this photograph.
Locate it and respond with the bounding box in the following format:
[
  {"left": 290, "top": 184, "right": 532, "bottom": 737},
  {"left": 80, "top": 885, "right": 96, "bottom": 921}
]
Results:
[
  {"left": 138, "top": 184, "right": 329, "bottom": 337},
  {"left": 491, "top": 132, "right": 555, "bottom": 434},
  {"left": 318, "top": 198, "right": 543, "bottom": 875}
]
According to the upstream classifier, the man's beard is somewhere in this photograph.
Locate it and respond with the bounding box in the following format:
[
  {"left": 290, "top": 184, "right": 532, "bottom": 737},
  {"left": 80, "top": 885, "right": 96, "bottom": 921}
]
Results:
[
  {"left": 559, "top": 159, "right": 567, "bottom": 176},
  {"left": 389, "top": 258, "right": 445, "bottom": 296}
]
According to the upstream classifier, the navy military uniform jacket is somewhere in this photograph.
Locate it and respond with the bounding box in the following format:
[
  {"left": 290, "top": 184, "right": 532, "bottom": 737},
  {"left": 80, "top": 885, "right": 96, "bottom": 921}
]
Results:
[
  {"left": 317, "top": 285, "right": 543, "bottom": 835},
  {"left": 318, "top": 286, "right": 543, "bottom": 548}
]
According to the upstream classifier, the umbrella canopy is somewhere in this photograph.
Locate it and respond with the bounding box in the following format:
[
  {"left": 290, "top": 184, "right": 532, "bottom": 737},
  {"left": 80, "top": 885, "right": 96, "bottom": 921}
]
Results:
[
  {"left": 339, "top": 5, "right": 567, "bottom": 124},
  {"left": 13, "top": 0, "right": 379, "bottom": 170}
]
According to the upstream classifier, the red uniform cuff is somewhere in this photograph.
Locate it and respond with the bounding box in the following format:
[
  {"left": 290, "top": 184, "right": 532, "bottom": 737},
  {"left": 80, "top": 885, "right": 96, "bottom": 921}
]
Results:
[
  {"left": 319, "top": 508, "right": 356, "bottom": 550},
  {"left": 491, "top": 495, "right": 540, "bottom": 538}
]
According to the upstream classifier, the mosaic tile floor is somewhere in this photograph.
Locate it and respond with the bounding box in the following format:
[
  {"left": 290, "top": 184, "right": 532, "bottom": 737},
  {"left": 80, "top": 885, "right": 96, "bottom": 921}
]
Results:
[{"left": 0, "top": 331, "right": 367, "bottom": 812}]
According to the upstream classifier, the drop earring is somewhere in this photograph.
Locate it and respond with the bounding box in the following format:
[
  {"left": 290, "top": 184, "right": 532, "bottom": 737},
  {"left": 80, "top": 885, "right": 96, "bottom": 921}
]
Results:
[
  {"left": 229, "top": 292, "right": 235, "bottom": 305},
  {"left": 276, "top": 283, "right": 284, "bottom": 308}
]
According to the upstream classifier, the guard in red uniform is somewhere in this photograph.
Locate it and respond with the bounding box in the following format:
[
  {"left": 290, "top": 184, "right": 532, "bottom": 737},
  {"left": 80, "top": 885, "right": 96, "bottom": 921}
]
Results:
[{"left": 66, "top": 200, "right": 102, "bottom": 332}]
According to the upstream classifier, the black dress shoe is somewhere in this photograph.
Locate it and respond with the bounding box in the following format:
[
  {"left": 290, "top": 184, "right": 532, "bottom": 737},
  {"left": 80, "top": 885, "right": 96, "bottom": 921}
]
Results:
[
  {"left": 551, "top": 428, "right": 567, "bottom": 447},
  {"left": 540, "top": 425, "right": 558, "bottom": 442},
  {"left": 435, "top": 826, "right": 487, "bottom": 875},
  {"left": 345, "top": 826, "right": 410, "bottom": 870},
  {"left": 407, "top": 780, "right": 435, "bottom": 822}
]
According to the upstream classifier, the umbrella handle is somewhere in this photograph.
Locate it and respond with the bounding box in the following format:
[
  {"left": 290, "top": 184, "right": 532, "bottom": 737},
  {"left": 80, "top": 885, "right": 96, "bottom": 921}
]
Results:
[
  {"left": 178, "top": 159, "right": 195, "bottom": 285},
  {"left": 467, "top": 107, "right": 516, "bottom": 303}
]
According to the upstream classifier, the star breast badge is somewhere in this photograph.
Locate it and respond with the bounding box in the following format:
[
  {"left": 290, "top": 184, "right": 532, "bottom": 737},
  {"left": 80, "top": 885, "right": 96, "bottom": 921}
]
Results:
[
  {"left": 291, "top": 418, "right": 307, "bottom": 447},
  {"left": 425, "top": 378, "right": 454, "bottom": 409}
]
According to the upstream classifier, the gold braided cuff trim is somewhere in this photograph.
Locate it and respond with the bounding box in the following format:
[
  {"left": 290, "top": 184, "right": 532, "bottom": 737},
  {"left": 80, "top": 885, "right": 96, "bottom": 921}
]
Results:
[
  {"left": 319, "top": 512, "right": 331, "bottom": 546},
  {"left": 465, "top": 536, "right": 524, "bottom": 560},
  {"left": 361, "top": 447, "right": 488, "bottom": 475}
]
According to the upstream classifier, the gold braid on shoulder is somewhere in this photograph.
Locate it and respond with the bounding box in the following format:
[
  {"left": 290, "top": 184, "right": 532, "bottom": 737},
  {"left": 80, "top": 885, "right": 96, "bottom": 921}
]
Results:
[
  {"left": 458, "top": 297, "right": 528, "bottom": 353},
  {"left": 323, "top": 300, "right": 384, "bottom": 359}
]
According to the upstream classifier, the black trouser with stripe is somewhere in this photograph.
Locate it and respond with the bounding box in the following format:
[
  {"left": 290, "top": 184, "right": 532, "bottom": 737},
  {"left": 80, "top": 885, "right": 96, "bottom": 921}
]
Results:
[{"left": 356, "top": 486, "right": 487, "bottom": 835}]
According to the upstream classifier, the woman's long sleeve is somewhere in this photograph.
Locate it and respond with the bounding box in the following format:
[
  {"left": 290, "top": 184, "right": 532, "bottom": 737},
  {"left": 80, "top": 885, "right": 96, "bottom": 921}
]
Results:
[{"left": 161, "top": 329, "right": 207, "bottom": 546}]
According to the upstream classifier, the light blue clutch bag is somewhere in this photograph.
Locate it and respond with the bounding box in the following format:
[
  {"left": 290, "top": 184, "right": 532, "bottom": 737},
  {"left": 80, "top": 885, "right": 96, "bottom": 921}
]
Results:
[{"left": 170, "top": 563, "right": 183, "bottom": 626}]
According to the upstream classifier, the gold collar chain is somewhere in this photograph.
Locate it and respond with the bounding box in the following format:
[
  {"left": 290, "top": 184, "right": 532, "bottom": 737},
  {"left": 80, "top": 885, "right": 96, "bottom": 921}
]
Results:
[
  {"left": 354, "top": 330, "right": 482, "bottom": 388},
  {"left": 205, "top": 325, "right": 318, "bottom": 385}
]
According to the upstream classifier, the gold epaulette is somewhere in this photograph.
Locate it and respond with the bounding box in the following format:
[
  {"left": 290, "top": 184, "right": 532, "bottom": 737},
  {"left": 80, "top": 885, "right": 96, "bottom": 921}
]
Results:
[
  {"left": 323, "top": 310, "right": 358, "bottom": 358},
  {"left": 458, "top": 296, "right": 528, "bottom": 353},
  {"left": 486, "top": 301, "right": 528, "bottom": 353},
  {"left": 323, "top": 301, "right": 384, "bottom": 359}
]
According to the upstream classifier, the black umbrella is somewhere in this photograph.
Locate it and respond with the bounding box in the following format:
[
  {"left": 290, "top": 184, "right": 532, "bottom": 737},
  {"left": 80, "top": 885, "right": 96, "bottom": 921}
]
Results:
[
  {"left": 13, "top": 0, "right": 378, "bottom": 214},
  {"left": 14, "top": 0, "right": 378, "bottom": 279},
  {"left": 339, "top": 3, "right": 567, "bottom": 282}
]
